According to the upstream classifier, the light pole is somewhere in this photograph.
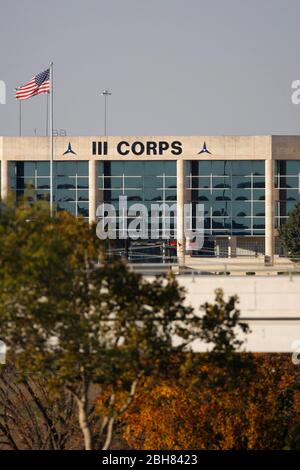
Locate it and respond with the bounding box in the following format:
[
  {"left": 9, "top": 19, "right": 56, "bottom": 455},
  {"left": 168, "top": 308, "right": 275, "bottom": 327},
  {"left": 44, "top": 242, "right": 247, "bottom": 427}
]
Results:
[{"left": 101, "top": 90, "right": 111, "bottom": 136}]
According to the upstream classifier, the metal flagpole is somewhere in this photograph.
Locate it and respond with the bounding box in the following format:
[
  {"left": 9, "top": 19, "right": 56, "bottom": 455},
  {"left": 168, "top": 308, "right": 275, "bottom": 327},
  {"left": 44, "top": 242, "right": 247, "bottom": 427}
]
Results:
[
  {"left": 49, "top": 62, "right": 54, "bottom": 216},
  {"left": 46, "top": 92, "right": 49, "bottom": 137},
  {"left": 15, "top": 88, "right": 22, "bottom": 136},
  {"left": 19, "top": 100, "right": 22, "bottom": 137},
  {"left": 101, "top": 90, "right": 111, "bottom": 136}
]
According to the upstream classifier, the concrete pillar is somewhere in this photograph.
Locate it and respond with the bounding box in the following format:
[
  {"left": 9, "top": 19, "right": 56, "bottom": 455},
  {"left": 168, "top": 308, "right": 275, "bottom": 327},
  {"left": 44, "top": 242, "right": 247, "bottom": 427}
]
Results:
[
  {"left": 265, "top": 158, "right": 274, "bottom": 263},
  {"left": 229, "top": 236, "right": 237, "bottom": 258},
  {"left": 176, "top": 158, "right": 185, "bottom": 266},
  {"left": 89, "top": 159, "right": 97, "bottom": 224},
  {"left": 1, "top": 159, "right": 8, "bottom": 201}
]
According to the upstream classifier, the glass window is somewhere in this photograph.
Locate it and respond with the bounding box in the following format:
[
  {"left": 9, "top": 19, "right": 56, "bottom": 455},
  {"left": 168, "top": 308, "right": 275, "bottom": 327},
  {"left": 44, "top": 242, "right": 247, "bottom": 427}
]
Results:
[
  {"left": 164, "top": 190, "right": 177, "bottom": 201},
  {"left": 110, "top": 162, "right": 124, "bottom": 175},
  {"left": 56, "top": 177, "right": 76, "bottom": 189},
  {"left": 36, "top": 162, "right": 50, "bottom": 176},
  {"left": 9, "top": 161, "right": 89, "bottom": 219},
  {"left": 253, "top": 218, "right": 265, "bottom": 229},
  {"left": 192, "top": 177, "right": 210, "bottom": 189},
  {"left": 212, "top": 177, "right": 230, "bottom": 189},
  {"left": 77, "top": 190, "right": 89, "bottom": 201},
  {"left": 144, "top": 161, "right": 164, "bottom": 176},
  {"left": 144, "top": 188, "right": 162, "bottom": 201},
  {"left": 56, "top": 189, "right": 76, "bottom": 203},
  {"left": 109, "top": 177, "right": 123, "bottom": 189},
  {"left": 123, "top": 161, "right": 141, "bottom": 176},
  {"left": 110, "top": 190, "right": 124, "bottom": 201},
  {"left": 165, "top": 177, "right": 177, "bottom": 188},
  {"left": 56, "top": 162, "right": 76, "bottom": 177},
  {"left": 144, "top": 176, "right": 159, "bottom": 189},
  {"left": 212, "top": 161, "right": 228, "bottom": 176},
  {"left": 164, "top": 161, "right": 176, "bottom": 176},
  {"left": 9, "top": 162, "right": 16, "bottom": 178},
  {"left": 253, "top": 189, "right": 265, "bottom": 201},
  {"left": 36, "top": 178, "right": 50, "bottom": 189},
  {"left": 252, "top": 161, "right": 265, "bottom": 176},
  {"left": 253, "top": 202, "right": 265, "bottom": 217},
  {"left": 77, "top": 178, "right": 89, "bottom": 189},
  {"left": 232, "top": 202, "right": 251, "bottom": 218},
  {"left": 233, "top": 218, "right": 251, "bottom": 230},
  {"left": 213, "top": 190, "right": 231, "bottom": 201},
  {"left": 253, "top": 177, "right": 265, "bottom": 188},
  {"left": 232, "top": 176, "right": 251, "bottom": 189},
  {"left": 212, "top": 218, "right": 231, "bottom": 229},
  {"left": 212, "top": 202, "right": 230, "bottom": 217},
  {"left": 77, "top": 162, "right": 88, "bottom": 176},
  {"left": 198, "top": 161, "right": 211, "bottom": 176},
  {"left": 284, "top": 161, "right": 299, "bottom": 175},
  {"left": 125, "top": 177, "right": 143, "bottom": 189},
  {"left": 124, "top": 190, "right": 143, "bottom": 201},
  {"left": 232, "top": 189, "right": 251, "bottom": 201},
  {"left": 22, "top": 162, "right": 36, "bottom": 178},
  {"left": 281, "top": 189, "right": 299, "bottom": 201},
  {"left": 278, "top": 176, "right": 298, "bottom": 189},
  {"left": 192, "top": 190, "right": 211, "bottom": 202},
  {"left": 232, "top": 161, "right": 252, "bottom": 176}
]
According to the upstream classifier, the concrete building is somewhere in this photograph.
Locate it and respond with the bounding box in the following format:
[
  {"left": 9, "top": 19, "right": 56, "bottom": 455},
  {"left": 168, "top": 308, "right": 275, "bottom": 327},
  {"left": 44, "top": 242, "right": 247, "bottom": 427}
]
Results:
[{"left": 0, "top": 135, "right": 300, "bottom": 264}]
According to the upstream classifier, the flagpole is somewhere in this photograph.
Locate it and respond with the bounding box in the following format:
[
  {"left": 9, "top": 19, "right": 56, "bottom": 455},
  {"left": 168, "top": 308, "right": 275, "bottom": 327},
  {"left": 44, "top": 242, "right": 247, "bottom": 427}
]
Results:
[
  {"left": 49, "top": 62, "right": 54, "bottom": 216},
  {"left": 46, "top": 92, "right": 49, "bottom": 137},
  {"left": 15, "top": 88, "right": 22, "bottom": 136},
  {"left": 19, "top": 100, "right": 22, "bottom": 137}
]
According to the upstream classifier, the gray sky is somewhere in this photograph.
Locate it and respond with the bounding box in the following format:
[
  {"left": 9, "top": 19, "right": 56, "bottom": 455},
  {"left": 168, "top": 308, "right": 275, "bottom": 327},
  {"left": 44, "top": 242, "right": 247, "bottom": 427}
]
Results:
[{"left": 1, "top": 0, "right": 300, "bottom": 136}]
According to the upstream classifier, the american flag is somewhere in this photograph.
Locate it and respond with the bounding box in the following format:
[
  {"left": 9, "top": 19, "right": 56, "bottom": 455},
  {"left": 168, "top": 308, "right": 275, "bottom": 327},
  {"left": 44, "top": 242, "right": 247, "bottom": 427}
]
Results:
[{"left": 15, "top": 68, "right": 50, "bottom": 100}]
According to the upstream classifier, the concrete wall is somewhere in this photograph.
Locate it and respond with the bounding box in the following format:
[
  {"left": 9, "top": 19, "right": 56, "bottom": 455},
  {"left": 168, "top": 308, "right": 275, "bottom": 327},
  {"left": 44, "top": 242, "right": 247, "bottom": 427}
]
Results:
[
  {"left": 146, "top": 275, "right": 300, "bottom": 353},
  {"left": 0, "top": 135, "right": 271, "bottom": 161}
]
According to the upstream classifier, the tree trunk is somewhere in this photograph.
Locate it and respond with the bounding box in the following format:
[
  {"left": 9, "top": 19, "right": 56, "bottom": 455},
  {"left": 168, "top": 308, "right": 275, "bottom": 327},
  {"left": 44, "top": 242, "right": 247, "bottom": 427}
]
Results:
[
  {"left": 102, "top": 417, "right": 114, "bottom": 450},
  {"left": 75, "top": 385, "right": 93, "bottom": 450}
]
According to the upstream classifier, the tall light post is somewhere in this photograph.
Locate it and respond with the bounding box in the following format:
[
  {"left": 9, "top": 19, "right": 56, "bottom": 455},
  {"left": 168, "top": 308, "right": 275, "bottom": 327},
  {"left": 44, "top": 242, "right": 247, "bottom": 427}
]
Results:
[{"left": 101, "top": 89, "right": 111, "bottom": 136}]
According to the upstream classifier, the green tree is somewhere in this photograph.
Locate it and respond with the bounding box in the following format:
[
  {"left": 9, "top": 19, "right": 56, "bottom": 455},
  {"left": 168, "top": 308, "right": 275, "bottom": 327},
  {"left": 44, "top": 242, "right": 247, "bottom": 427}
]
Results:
[
  {"left": 196, "top": 288, "right": 250, "bottom": 354},
  {"left": 0, "top": 201, "right": 194, "bottom": 450},
  {"left": 279, "top": 202, "right": 300, "bottom": 259}
]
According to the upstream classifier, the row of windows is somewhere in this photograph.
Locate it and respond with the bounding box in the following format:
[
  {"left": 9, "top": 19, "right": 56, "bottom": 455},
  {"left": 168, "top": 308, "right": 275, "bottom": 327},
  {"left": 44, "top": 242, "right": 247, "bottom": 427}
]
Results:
[
  {"left": 7, "top": 160, "right": 300, "bottom": 178},
  {"left": 186, "top": 176, "right": 265, "bottom": 189},
  {"left": 97, "top": 161, "right": 177, "bottom": 177},
  {"left": 10, "top": 162, "right": 90, "bottom": 219},
  {"left": 101, "top": 190, "right": 176, "bottom": 202},
  {"left": 98, "top": 176, "right": 177, "bottom": 190},
  {"left": 4, "top": 159, "right": 300, "bottom": 235},
  {"left": 13, "top": 189, "right": 89, "bottom": 202},
  {"left": 275, "top": 160, "right": 300, "bottom": 177},
  {"left": 9, "top": 161, "right": 88, "bottom": 178},
  {"left": 10, "top": 178, "right": 89, "bottom": 190},
  {"left": 190, "top": 190, "right": 265, "bottom": 201},
  {"left": 276, "top": 161, "right": 300, "bottom": 222},
  {"left": 186, "top": 160, "right": 265, "bottom": 176},
  {"left": 275, "top": 176, "right": 300, "bottom": 189},
  {"left": 197, "top": 202, "right": 265, "bottom": 217}
]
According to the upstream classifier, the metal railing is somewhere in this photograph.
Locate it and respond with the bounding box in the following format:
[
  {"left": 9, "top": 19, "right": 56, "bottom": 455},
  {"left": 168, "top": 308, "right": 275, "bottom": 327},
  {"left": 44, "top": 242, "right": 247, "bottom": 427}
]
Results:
[{"left": 128, "top": 262, "right": 300, "bottom": 277}]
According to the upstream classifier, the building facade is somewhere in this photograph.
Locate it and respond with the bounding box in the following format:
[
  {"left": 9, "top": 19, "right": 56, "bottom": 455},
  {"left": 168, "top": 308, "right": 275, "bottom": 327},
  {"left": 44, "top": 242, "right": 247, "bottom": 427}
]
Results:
[{"left": 0, "top": 135, "right": 299, "bottom": 263}]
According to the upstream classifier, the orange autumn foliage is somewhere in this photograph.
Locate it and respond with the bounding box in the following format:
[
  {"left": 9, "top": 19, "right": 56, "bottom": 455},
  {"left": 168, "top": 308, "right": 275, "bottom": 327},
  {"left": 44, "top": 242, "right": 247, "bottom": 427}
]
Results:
[{"left": 122, "top": 354, "right": 300, "bottom": 450}]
